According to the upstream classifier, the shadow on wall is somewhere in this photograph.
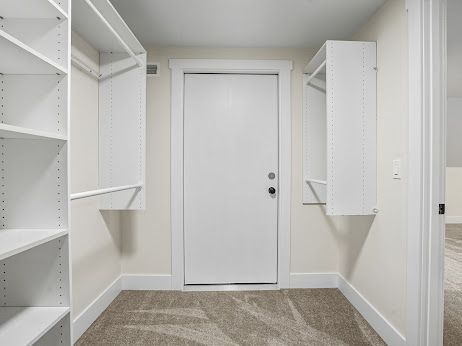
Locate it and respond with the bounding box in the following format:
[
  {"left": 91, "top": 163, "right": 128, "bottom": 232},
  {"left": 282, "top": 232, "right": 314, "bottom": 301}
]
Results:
[
  {"left": 118, "top": 210, "right": 145, "bottom": 256},
  {"left": 324, "top": 211, "right": 375, "bottom": 278},
  {"left": 100, "top": 210, "right": 123, "bottom": 250}
]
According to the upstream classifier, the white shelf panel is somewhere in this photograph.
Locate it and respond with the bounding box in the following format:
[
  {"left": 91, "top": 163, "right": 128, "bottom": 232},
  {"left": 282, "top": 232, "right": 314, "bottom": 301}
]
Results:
[
  {"left": 0, "top": 229, "right": 68, "bottom": 261},
  {"left": 0, "top": 124, "right": 67, "bottom": 141},
  {"left": 0, "top": 0, "right": 67, "bottom": 19},
  {"left": 304, "top": 42, "right": 326, "bottom": 74},
  {"left": 0, "top": 29, "right": 67, "bottom": 75},
  {"left": 72, "top": 0, "right": 145, "bottom": 54},
  {"left": 0, "top": 307, "right": 69, "bottom": 345}
]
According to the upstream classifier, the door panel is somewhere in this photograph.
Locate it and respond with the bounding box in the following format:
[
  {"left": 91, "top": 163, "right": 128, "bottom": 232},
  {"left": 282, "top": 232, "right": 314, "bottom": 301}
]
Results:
[{"left": 184, "top": 73, "right": 279, "bottom": 285}]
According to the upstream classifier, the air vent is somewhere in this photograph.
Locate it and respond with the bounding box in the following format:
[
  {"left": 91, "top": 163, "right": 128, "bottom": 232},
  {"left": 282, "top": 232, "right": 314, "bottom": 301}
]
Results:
[{"left": 147, "top": 63, "right": 159, "bottom": 77}]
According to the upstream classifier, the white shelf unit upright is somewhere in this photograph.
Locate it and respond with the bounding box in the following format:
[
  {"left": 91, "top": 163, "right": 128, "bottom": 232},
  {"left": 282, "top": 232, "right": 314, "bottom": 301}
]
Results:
[
  {"left": 303, "top": 40, "right": 377, "bottom": 215},
  {"left": 0, "top": 0, "right": 71, "bottom": 344},
  {"left": 71, "top": 0, "right": 146, "bottom": 210}
]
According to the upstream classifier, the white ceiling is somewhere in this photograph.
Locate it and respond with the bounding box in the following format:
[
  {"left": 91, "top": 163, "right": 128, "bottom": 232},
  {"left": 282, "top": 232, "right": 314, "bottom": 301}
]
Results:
[
  {"left": 448, "top": 0, "right": 462, "bottom": 97},
  {"left": 110, "top": 0, "right": 385, "bottom": 48}
]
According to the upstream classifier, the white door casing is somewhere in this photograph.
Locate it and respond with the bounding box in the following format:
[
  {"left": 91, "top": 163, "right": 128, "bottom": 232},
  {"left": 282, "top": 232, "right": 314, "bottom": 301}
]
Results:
[
  {"left": 183, "top": 74, "right": 279, "bottom": 285},
  {"left": 170, "top": 59, "right": 292, "bottom": 290}
]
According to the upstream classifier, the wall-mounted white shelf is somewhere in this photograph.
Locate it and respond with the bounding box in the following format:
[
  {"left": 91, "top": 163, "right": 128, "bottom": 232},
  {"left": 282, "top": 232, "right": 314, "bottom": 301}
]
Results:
[
  {"left": 0, "top": 124, "right": 67, "bottom": 141},
  {"left": 72, "top": 0, "right": 145, "bottom": 56},
  {"left": 0, "top": 29, "right": 67, "bottom": 75},
  {"left": 0, "top": 307, "right": 69, "bottom": 345},
  {"left": 0, "top": 0, "right": 68, "bottom": 19},
  {"left": 0, "top": 229, "right": 67, "bottom": 261},
  {"left": 71, "top": 0, "right": 147, "bottom": 210},
  {"left": 303, "top": 40, "right": 377, "bottom": 215}
]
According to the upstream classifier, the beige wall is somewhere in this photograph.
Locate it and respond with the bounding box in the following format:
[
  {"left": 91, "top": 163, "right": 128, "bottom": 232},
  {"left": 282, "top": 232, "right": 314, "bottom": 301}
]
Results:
[
  {"left": 120, "top": 47, "right": 341, "bottom": 275},
  {"left": 447, "top": 168, "right": 462, "bottom": 217},
  {"left": 446, "top": 98, "right": 462, "bottom": 219},
  {"left": 338, "top": 0, "right": 408, "bottom": 335},
  {"left": 70, "top": 32, "right": 122, "bottom": 319}
]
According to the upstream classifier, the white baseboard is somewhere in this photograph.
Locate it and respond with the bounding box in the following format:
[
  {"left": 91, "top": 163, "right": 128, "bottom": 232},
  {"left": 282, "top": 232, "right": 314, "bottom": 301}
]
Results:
[
  {"left": 337, "top": 274, "right": 405, "bottom": 346},
  {"left": 289, "top": 272, "right": 339, "bottom": 288},
  {"left": 72, "top": 275, "right": 122, "bottom": 343},
  {"left": 121, "top": 274, "right": 172, "bottom": 290},
  {"left": 446, "top": 216, "right": 462, "bottom": 224},
  {"left": 71, "top": 273, "right": 405, "bottom": 346}
]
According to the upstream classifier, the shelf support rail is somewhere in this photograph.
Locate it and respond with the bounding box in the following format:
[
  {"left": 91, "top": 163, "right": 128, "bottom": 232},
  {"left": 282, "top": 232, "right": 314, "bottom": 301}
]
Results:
[
  {"left": 71, "top": 183, "right": 142, "bottom": 200},
  {"left": 83, "top": 0, "right": 144, "bottom": 68},
  {"left": 71, "top": 55, "right": 101, "bottom": 79},
  {"left": 305, "top": 60, "right": 326, "bottom": 85},
  {"left": 305, "top": 178, "right": 327, "bottom": 185}
]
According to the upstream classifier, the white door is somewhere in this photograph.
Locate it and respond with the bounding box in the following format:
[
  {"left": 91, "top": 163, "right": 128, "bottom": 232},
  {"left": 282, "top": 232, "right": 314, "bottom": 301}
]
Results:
[{"left": 184, "top": 73, "right": 279, "bottom": 285}]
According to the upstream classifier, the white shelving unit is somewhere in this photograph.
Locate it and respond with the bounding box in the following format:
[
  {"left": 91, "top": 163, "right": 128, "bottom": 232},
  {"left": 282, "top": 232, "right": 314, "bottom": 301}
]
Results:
[
  {"left": 303, "top": 40, "right": 377, "bottom": 215},
  {"left": 0, "top": 30, "right": 67, "bottom": 75},
  {"left": 1, "top": 0, "right": 68, "bottom": 19},
  {"left": 0, "top": 307, "right": 70, "bottom": 345},
  {"left": 0, "top": 124, "right": 67, "bottom": 141},
  {"left": 71, "top": 0, "right": 146, "bottom": 210},
  {"left": 0, "top": 0, "right": 71, "bottom": 343},
  {"left": 0, "top": 229, "right": 68, "bottom": 261}
]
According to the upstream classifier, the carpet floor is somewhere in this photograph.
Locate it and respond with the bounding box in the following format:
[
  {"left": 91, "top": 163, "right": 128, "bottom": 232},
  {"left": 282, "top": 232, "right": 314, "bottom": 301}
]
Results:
[
  {"left": 444, "top": 224, "right": 462, "bottom": 345},
  {"left": 77, "top": 288, "right": 385, "bottom": 345}
]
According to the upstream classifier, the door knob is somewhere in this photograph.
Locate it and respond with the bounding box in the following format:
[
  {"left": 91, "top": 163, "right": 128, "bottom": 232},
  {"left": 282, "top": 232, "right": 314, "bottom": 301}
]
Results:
[{"left": 268, "top": 187, "right": 276, "bottom": 195}]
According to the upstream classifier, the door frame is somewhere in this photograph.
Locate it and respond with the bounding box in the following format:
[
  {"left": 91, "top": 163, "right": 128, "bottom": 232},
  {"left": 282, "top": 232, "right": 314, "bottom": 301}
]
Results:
[
  {"left": 406, "top": 0, "right": 447, "bottom": 345},
  {"left": 169, "top": 59, "right": 293, "bottom": 290}
]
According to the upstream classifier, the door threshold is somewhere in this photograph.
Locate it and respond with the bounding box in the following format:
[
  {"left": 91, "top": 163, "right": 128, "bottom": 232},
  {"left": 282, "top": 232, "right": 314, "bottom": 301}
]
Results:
[{"left": 182, "top": 283, "right": 279, "bottom": 292}]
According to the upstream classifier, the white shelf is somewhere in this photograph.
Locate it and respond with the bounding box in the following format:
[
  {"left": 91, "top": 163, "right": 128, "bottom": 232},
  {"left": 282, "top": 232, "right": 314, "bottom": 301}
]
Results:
[
  {"left": 72, "top": 0, "right": 145, "bottom": 54},
  {"left": 0, "top": 124, "right": 67, "bottom": 141},
  {"left": 0, "top": 0, "right": 67, "bottom": 19},
  {"left": 0, "top": 29, "right": 67, "bottom": 75},
  {"left": 0, "top": 229, "right": 68, "bottom": 261},
  {"left": 304, "top": 42, "right": 326, "bottom": 74},
  {"left": 0, "top": 307, "right": 69, "bottom": 345}
]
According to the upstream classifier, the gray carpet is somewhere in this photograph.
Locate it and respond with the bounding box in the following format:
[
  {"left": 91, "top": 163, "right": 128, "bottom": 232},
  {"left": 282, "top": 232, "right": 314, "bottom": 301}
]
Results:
[
  {"left": 444, "top": 224, "right": 462, "bottom": 345},
  {"left": 77, "top": 289, "right": 384, "bottom": 345}
]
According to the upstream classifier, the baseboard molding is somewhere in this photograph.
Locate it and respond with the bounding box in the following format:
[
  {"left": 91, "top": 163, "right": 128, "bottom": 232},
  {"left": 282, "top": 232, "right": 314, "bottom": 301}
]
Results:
[
  {"left": 337, "top": 274, "right": 405, "bottom": 346},
  {"left": 289, "top": 272, "right": 339, "bottom": 288},
  {"left": 71, "top": 273, "right": 405, "bottom": 346},
  {"left": 121, "top": 274, "right": 172, "bottom": 290},
  {"left": 72, "top": 275, "right": 122, "bottom": 343},
  {"left": 446, "top": 216, "right": 462, "bottom": 224}
]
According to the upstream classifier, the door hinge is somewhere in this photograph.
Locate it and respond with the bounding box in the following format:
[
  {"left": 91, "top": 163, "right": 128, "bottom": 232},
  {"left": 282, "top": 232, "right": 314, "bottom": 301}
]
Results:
[{"left": 439, "top": 204, "right": 445, "bottom": 215}]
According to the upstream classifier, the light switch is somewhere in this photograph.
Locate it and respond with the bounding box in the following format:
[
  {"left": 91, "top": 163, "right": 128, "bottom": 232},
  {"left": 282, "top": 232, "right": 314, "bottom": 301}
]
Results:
[{"left": 393, "top": 159, "right": 401, "bottom": 179}]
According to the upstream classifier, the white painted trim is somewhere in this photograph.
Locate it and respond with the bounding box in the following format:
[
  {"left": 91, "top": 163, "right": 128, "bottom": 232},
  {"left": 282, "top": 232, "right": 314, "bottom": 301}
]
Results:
[
  {"left": 169, "top": 59, "right": 293, "bottom": 290},
  {"left": 72, "top": 275, "right": 122, "bottom": 343},
  {"left": 183, "top": 284, "right": 279, "bottom": 292},
  {"left": 289, "top": 273, "right": 339, "bottom": 288},
  {"left": 121, "top": 274, "right": 173, "bottom": 290},
  {"left": 407, "top": 1, "right": 447, "bottom": 345},
  {"left": 338, "top": 275, "right": 406, "bottom": 346},
  {"left": 445, "top": 216, "right": 462, "bottom": 224}
]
